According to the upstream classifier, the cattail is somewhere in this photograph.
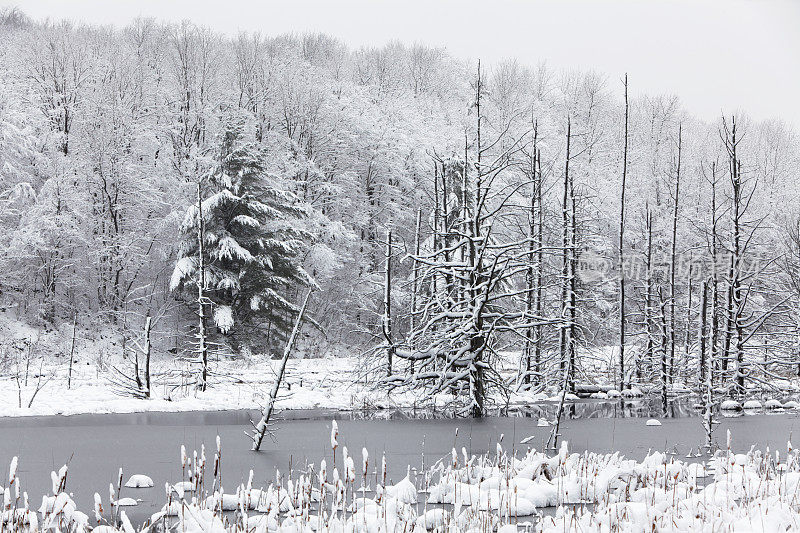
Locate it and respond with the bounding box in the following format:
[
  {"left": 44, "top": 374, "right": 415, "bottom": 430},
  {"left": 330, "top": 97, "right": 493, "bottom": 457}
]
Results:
[
  {"left": 330, "top": 421, "right": 339, "bottom": 450},
  {"left": 9, "top": 456, "right": 18, "bottom": 486},
  {"left": 120, "top": 511, "right": 135, "bottom": 533},
  {"left": 320, "top": 459, "right": 327, "bottom": 483},
  {"left": 345, "top": 455, "right": 355, "bottom": 483},
  {"left": 342, "top": 447, "right": 349, "bottom": 477},
  {"left": 361, "top": 448, "right": 369, "bottom": 477},
  {"left": 93, "top": 493, "right": 103, "bottom": 523}
]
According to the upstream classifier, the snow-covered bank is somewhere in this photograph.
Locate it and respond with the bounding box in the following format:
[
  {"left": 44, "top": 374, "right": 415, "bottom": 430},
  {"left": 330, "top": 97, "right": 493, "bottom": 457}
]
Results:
[
  {"left": 3, "top": 354, "right": 800, "bottom": 419},
  {"left": 3, "top": 429, "right": 800, "bottom": 532},
  {"left": 0, "top": 355, "right": 413, "bottom": 418},
  {"left": 2, "top": 313, "right": 799, "bottom": 419}
]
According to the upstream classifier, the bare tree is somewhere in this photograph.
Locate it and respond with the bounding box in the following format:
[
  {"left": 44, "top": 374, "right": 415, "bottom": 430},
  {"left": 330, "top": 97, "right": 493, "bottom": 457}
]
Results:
[
  {"left": 252, "top": 290, "right": 312, "bottom": 451},
  {"left": 618, "top": 74, "right": 629, "bottom": 389}
]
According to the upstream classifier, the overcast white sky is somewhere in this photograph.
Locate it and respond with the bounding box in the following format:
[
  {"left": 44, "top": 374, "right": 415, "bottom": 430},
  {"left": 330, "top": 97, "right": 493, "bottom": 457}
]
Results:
[{"left": 7, "top": 0, "right": 800, "bottom": 128}]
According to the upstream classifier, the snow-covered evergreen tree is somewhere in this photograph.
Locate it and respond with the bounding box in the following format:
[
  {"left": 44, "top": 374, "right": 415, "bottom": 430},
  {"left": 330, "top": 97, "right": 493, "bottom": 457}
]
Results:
[{"left": 171, "top": 115, "right": 314, "bottom": 348}]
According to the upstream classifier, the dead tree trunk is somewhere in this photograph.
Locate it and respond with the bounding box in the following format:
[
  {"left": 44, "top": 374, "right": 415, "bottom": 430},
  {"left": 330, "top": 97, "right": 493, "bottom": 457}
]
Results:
[
  {"left": 668, "top": 124, "right": 682, "bottom": 386},
  {"left": 523, "top": 123, "right": 538, "bottom": 386},
  {"left": 410, "top": 209, "right": 421, "bottom": 374},
  {"left": 251, "top": 290, "right": 312, "bottom": 451},
  {"left": 559, "top": 117, "right": 572, "bottom": 380},
  {"left": 383, "top": 228, "right": 394, "bottom": 376},
  {"left": 644, "top": 203, "right": 655, "bottom": 378},
  {"left": 618, "top": 73, "right": 629, "bottom": 390},
  {"left": 68, "top": 312, "right": 77, "bottom": 389},
  {"left": 699, "top": 281, "right": 708, "bottom": 389},
  {"left": 143, "top": 314, "right": 151, "bottom": 398},
  {"left": 534, "top": 148, "right": 544, "bottom": 381},
  {"left": 684, "top": 270, "right": 693, "bottom": 383}
]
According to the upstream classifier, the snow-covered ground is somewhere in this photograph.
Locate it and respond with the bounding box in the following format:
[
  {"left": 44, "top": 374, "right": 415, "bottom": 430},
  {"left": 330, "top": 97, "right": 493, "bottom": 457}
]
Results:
[
  {"left": 0, "top": 353, "right": 412, "bottom": 418},
  {"left": 0, "top": 312, "right": 555, "bottom": 418},
  {"left": 0, "top": 353, "right": 568, "bottom": 418},
  {"left": 2, "top": 311, "right": 798, "bottom": 419},
  {"left": 0, "top": 311, "right": 419, "bottom": 417}
]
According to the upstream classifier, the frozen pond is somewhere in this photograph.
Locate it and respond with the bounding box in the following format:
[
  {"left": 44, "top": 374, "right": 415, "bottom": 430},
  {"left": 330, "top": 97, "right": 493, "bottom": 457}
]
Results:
[{"left": 0, "top": 402, "right": 798, "bottom": 524}]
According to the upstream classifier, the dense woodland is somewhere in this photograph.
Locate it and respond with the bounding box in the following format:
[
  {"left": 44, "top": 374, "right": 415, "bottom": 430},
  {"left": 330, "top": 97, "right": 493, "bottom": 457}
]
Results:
[{"left": 1, "top": 8, "right": 799, "bottom": 414}]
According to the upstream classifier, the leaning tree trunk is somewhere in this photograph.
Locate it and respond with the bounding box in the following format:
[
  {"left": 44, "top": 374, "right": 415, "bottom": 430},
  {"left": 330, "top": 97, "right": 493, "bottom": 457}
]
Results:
[{"left": 252, "top": 290, "right": 312, "bottom": 451}]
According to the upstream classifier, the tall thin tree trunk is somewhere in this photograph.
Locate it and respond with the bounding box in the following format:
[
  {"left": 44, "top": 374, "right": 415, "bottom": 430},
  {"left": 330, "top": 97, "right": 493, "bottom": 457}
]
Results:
[
  {"left": 433, "top": 163, "right": 440, "bottom": 297},
  {"left": 645, "top": 203, "right": 654, "bottom": 378},
  {"left": 699, "top": 281, "right": 708, "bottom": 389},
  {"left": 730, "top": 124, "right": 745, "bottom": 395},
  {"left": 144, "top": 314, "right": 152, "bottom": 398},
  {"left": 383, "top": 229, "right": 393, "bottom": 376},
  {"left": 710, "top": 162, "right": 721, "bottom": 384},
  {"left": 559, "top": 117, "right": 572, "bottom": 378},
  {"left": 659, "top": 290, "right": 669, "bottom": 411},
  {"left": 569, "top": 189, "right": 577, "bottom": 393},
  {"left": 196, "top": 182, "right": 209, "bottom": 392},
  {"left": 469, "top": 60, "right": 486, "bottom": 416},
  {"left": 669, "top": 124, "right": 682, "bottom": 386},
  {"left": 618, "top": 73, "right": 629, "bottom": 389},
  {"left": 534, "top": 148, "right": 544, "bottom": 382},
  {"left": 523, "top": 123, "right": 538, "bottom": 386},
  {"left": 410, "top": 209, "right": 421, "bottom": 374},
  {"left": 68, "top": 312, "right": 77, "bottom": 389},
  {"left": 683, "top": 270, "right": 693, "bottom": 384}
]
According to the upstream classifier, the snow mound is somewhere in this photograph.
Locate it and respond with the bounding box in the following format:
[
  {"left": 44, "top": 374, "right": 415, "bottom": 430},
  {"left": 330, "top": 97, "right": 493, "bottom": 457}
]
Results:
[
  {"left": 590, "top": 392, "right": 608, "bottom": 399},
  {"left": 547, "top": 393, "right": 579, "bottom": 401},
  {"left": 743, "top": 399, "right": 762, "bottom": 410},
  {"left": 385, "top": 476, "right": 417, "bottom": 504},
  {"left": 537, "top": 418, "right": 550, "bottom": 427},
  {"left": 607, "top": 389, "right": 621, "bottom": 398},
  {"left": 172, "top": 480, "right": 195, "bottom": 493},
  {"left": 765, "top": 399, "right": 783, "bottom": 409},
  {"left": 124, "top": 474, "right": 153, "bottom": 488},
  {"left": 784, "top": 400, "right": 799, "bottom": 409},
  {"left": 720, "top": 400, "right": 742, "bottom": 410},
  {"left": 112, "top": 498, "right": 137, "bottom": 507},
  {"left": 645, "top": 419, "right": 662, "bottom": 426}
]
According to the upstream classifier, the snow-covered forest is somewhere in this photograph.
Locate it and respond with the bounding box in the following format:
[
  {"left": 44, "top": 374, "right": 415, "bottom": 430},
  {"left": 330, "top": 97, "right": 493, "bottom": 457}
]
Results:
[{"left": 1, "top": 6, "right": 799, "bottom": 417}]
